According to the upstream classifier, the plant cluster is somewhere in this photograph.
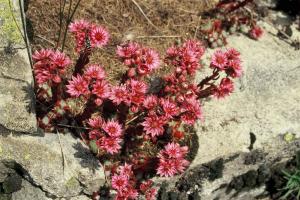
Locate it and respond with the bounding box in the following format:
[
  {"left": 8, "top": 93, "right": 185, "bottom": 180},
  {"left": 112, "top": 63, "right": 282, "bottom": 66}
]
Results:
[
  {"left": 281, "top": 169, "right": 300, "bottom": 199},
  {"left": 33, "top": 19, "right": 243, "bottom": 200},
  {"left": 199, "top": 0, "right": 263, "bottom": 48}
]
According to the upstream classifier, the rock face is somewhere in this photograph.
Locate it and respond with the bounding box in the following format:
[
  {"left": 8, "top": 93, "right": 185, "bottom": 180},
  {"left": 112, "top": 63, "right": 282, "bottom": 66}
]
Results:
[
  {"left": 194, "top": 22, "right": 300, "bottom": 166},
  {"left": 165, "top": 137, "right": 300, "bottom": 200},
  {"left": 0, "top": 0, "right": 36, "bottom": 134},
  {"left": 0, "top": 133, "right": 105, "bottom": 199}
]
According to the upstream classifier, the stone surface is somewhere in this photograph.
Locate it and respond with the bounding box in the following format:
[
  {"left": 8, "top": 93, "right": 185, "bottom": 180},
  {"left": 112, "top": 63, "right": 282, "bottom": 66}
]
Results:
[
  {"left": 168, "top": 136, "right": 300, "bottom": 200},
  {"left": 0, "top": 133, "right": 105, "bottom": 198},
  {"left": 193, "top": 21, "right": 300, "bottom": 166},
  {"left": 0, "top": 0, "right": 36, "bottom": 134},
  {"left": 11, "top": 179, "right": 50, "bottom": 200},
  {"left": 199, "top": 137, "right": 300, "bottom": 199}
]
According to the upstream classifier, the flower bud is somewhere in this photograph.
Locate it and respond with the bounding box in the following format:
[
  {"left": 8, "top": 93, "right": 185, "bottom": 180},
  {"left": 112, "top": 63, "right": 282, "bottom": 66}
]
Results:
[
  {"left": 127, "top": 68, "right": 136, "bottom": 77},
  {"left": 175, "top": 67, "right": 182, "bottom": 74},
  {"left": 182, "top": 82, "right": 188, "bottom": 89},
  {"left": 176, "top": 95, "right": 185, "bottom": 103},
  {"left": 130, "top": 105, "right": 139, "bottom": 113},
  {"left": 94, "top": 98, "right": 103, "bottom": 106},
  {"left": 124, "top": 59, "right": 131, "bottom": 66}
]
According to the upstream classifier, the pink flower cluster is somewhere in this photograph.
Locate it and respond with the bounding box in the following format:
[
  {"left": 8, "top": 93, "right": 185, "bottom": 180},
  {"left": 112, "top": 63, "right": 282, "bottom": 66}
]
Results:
[
  {"left": 111, "top": 164, "right": 138, "bottom": 200},
  {"left": 210, "top": 48, "right": 242, "bottom": 98},
  {"left": 69, "top": 19, "right": 109, "bottom": 52},
  {"left": 157, "top": 142, "right": 189, "bottom": 177},
  {"left": 139, "top": 180, "right": 157, "bottom": 200},
  {"left": 110, "top": 79, "right": 147, "bottom": 110},
  {"left": 33, "top": 19, "right": 244, "bottom": 200},
  {"left": 141, "top": 95, "right": 202, "bottom": 139},
  {"left": 32, "top": 49, "right": 71, "bottom": 84},
  {"left": 165, "top": 39, "right": 205, "bottom": 75},
  {"left": 111, "top": 164, "right": 157, "bottom": 200},
  {"left": 88, "top": 116, "right": 123, "bottom": 154},
  {"left": 66, "top": 64, "right": 110, "bottom": 105},
  {"left": 116, "top": 42, "right": 160, "bottom": 76}
]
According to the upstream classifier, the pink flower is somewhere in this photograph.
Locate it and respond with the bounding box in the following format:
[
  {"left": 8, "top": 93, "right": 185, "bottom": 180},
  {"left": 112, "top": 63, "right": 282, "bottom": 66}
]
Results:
[
  {"left": 109, "top": 85, "right": 129, "bottom": 105},
  {"left": 249, "top": 25, "right": 263, "bottom": 40},
  {"left": 92, "top": 80, "right": 110, "bottom": 99},
  {"left": 128, "top": 79, "right": 148, "bottom": 94},
  {"left": 103, "top": 119, "right": 123, "bottom": 137},
  {"left": 50, "top": 51, "right": 72, "bottom": 67},
  {"left": 32, "top": 49, "right": 53, "bottom": 61},
  {"left": 116, "top": 42, "right": 140, "bottom": 59},
  {"left": 130, "top": 93, "right": 145, "bottom": 106},
  {"left": 143, "top": 95, "right": 158, "bottom": 110},
  {"left": 142, "top": 115, "right": 166, "bottom": 137},
  {"left": 111, "top": 174, "right": 129, "bottom": 191},
  {"left": 227, "top": 59, "right": 242, "bottom": 78},
  {"left": 173, "top": 158, "right": 190, "bottom": 173},
  {"left": 160, "top": 98, "right": 179, "bottom": 118},
  {"left": 211, "top": 50, "right": 228, "bottom": 70},
  {"left": 145, "top": 188, "right": 157, "bottom": 200},
  {"left": 157, "top": 143, "right": 189, "bottom": 177},
  {"left": 183, "top": 39, "right": 205, "bottom": 59},
  {"left": 33, "top": 63, "right": 52, "bottom": 84},
  {"left": 88, "top": 130, "right": 102, "bottom": 140},
  {"left": 66, "top": 75, "right": 90, "bottom": 97},
  {"left": 97, "top": 136, "right": 122, "bottom": 154},
  {"left": 214, "top": 78, "right": 234, "bottom": 98},
  {"left": 119, "top": 163, "right": 133, "bottom": 178},
  {"left": 157, "top": 159, "right": 177, "bottom": 177},
  {"left": 88, "top": 116, "right": 103, "bottom": 129},
  {"left": 115, "top": 187, "right": 139, "bottom": 200},
  {"left": 90, "top": 26, "right": 109, "bottom": 47},
  {"left": 69, "top": 19, "right": 90, "bottom": 33},
  {"left": 180, "top": 98, "right": 202, "bottom": 125},
  {"left": 140, "top": 180, "right": 153, "bottom": 193},
  {"left": 141, "top": 48, "right": 160, "bottom": 70},
  {"left": 225, "top": 48, "right": 240, "bottom": 60},
  {"left": 166, "top": 46, "right": 178, "bottom": 57},
  {"left": 33, "top": 49, "right": 71, "bottom": 85},
  {"left": 162, "top": 142, "right": 186, "bottom": 159},
  {"left": 137, "top": 64, "right": 151, "bottom": 75},
  {"left": 84, "top": 64, "right": 106, "bottom": 80}
]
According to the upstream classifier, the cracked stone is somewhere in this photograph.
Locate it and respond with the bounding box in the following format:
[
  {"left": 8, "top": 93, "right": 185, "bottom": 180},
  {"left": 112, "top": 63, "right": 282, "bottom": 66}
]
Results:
[{"left": 0, "top": 133, "right": 105, "bottom": 198}]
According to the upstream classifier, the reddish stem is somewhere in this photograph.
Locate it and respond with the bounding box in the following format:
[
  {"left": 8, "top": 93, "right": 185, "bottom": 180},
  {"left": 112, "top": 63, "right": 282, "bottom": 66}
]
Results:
[
  {"left": 197, "top": 69, "right": 220, "bottom": 89},
  {"left": 73, "top": 52, "right": 90, "bottom": 76}
]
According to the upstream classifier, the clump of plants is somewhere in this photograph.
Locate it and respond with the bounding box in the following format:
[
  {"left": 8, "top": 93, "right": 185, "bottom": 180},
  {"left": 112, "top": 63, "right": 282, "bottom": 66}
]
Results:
[
  {"left": 33, "top": 19, "right": 243, "bottom": 199},
  {"left": 281, "top": 169, "right": 300, "bottom": 199},
  {"left": 199, "top": 0, "right": 263, "bottom": 48}
]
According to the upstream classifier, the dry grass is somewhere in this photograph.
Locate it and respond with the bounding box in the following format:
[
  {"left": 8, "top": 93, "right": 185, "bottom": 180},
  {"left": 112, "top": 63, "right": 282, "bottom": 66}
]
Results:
[{"left": 26, "top": 0, "right": 218, "bottom": 82}]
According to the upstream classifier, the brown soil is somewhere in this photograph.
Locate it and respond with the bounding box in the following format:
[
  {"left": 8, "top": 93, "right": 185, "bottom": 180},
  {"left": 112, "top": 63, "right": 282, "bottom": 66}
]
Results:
[{"left": 25, "top": 0, "right": 218, "bottom": 82}]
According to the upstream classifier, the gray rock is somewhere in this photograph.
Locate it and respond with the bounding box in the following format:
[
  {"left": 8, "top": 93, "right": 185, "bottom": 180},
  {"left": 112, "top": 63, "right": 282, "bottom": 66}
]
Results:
[
  {"left": 0, "top": 133, "right": 105, "bottom": 198},
  {"left": 2, "top": 173, "right": 22, "bottom": 194},
  {"left": 12, "top": 179, "right": 50, "bottom": 200},
  {"left": 0, "top": 0, "right": 36, "bottom": 134},
  {"left": 193, "top": 21, "right": 300, "bottom": 166}
]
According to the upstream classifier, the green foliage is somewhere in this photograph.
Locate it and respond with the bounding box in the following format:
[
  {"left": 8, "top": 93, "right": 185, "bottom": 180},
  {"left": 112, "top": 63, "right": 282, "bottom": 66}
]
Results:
[
  {"left": 0, "top": 0, "right": 23, "bottom": 44},
  {"left": 281, "top": 169, "right": 300, "bottom": 199}
]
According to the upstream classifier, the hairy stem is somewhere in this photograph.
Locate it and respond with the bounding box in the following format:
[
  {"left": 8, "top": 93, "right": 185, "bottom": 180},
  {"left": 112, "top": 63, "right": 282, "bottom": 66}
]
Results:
[{"left": 197, "top": 68, "right": 220, "bottom": 89}]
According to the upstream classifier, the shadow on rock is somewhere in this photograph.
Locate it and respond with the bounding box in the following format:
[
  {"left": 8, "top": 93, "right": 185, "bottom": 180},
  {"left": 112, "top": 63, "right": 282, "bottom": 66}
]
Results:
[{"left": 73, "top": 142, "right": 100, "bottom": 172}]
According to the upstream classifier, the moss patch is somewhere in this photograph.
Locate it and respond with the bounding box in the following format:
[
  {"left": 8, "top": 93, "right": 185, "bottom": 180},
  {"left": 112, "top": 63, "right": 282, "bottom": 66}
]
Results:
[{"left": 0, "top": 0, "right": 23, "bottom": 44}]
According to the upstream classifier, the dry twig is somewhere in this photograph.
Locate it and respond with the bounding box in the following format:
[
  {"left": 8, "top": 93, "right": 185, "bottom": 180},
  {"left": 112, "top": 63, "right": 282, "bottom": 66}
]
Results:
[
  {"left": 130, "top": 0, "right": 159, "bottom": 31},
  {"left": 136, "top": 35, "right": 181, "bottom": 39},
  {"left": 57, "top": 130, "right": 68, "bottom": 176}
]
